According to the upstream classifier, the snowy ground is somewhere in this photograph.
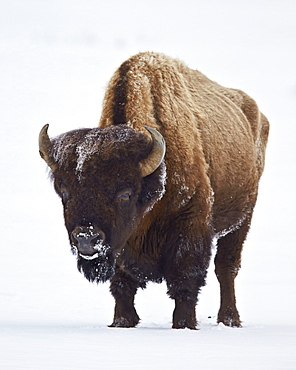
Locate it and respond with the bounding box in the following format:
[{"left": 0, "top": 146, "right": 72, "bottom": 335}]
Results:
[{"left": 1, "top": 0, "right": 296, "bottom": 369}]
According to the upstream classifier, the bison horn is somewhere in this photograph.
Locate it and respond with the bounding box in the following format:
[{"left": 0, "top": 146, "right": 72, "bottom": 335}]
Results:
[
  {"left": 39, "top": 124, "right": 56, "bottom": 170},
  {"left": 139, "top": 126, "right": 166, "bottom": 177}
]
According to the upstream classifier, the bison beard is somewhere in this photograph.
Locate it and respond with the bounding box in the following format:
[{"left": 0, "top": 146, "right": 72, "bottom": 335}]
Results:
[
  {"left": 39, "top": 52, "right": 269, "bottom": 329},
  {"left": 77, "top": 253, "right": 115, "bottom": 283}
]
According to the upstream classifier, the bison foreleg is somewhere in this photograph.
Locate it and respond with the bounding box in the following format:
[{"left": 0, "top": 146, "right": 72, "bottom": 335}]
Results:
[
  {"left": 167, "top": 273, "right": 208, "bottom": 330},
  {"left": 165, "top": 231, "right": 212, "bottom": 329},
  {"left": 214, "top": 216, "right": 252, "bottom": 327},
  {"left": 109, "top": 269, "right": 140, "bottom": 328},
  {"left": 172, "top": 298, "right": 197, "bottom": 330}
]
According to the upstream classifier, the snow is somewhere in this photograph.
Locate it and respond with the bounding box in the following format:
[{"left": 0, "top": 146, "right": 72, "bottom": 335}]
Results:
[
  {"left": 75, "top": 130, "right": 102, "bottom": 175},
  {"left": 1, "top": 0, "right": 296, "bottom": 369}
]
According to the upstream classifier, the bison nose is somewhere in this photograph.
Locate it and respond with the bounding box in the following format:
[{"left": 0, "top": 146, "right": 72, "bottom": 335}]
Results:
[{"left": 71, "top": 226, "right": 105, "bottom": 259}]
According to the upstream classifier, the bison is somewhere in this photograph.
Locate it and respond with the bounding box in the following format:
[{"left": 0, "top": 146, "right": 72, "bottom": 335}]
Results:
[{"left": 39, "top": 52, "right": 269, "bottom": 329}]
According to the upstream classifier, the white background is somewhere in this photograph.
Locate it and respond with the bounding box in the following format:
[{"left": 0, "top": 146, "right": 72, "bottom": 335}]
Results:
[{"left": 0, "top": 0, "right": 295, "bottom": 368}]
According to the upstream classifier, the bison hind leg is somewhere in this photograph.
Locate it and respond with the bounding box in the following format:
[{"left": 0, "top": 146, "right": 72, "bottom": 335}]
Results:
[{"left": 215, "top": 215, "right": 253, "bottom": 328}]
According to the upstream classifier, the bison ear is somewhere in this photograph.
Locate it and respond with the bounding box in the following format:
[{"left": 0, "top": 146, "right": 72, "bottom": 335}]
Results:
[
  {"left": 39, "top": 124, "right": 57, "bottom": 171},
  {"left": 139, "top": 126, "right": 166, "bottom": 178}
]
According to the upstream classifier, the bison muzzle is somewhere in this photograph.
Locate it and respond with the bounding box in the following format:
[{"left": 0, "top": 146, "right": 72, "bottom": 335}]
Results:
[
  {"left": 71, "top": 225, "right": 106, "bottom": 259},
  {"left": 39, "top": 52, "right": 269, "bottom": 329}
]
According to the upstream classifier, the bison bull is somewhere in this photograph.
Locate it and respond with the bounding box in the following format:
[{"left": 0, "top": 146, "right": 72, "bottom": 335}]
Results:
[{"left": 39, "top": 52, "right": 269, "bottom": 329}]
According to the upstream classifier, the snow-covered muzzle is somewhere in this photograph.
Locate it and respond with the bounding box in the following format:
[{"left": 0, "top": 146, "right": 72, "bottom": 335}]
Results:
[
  {"left": 70, "top": 225, "right": 109, "bottom": 260},
  {"left": 71, "top": 240, "right": 111, "bottom": 261}
]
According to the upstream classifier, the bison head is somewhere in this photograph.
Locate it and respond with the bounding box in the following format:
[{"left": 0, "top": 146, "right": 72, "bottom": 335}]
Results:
[{"left": 39, "top": 124, "right": 166, "bottom": 282}]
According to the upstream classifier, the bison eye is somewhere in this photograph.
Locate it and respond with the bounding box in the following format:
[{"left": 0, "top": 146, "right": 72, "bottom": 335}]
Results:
[
  {"left": 62, "top": 191, "right": 69, "bottom": 200},
  {"left": 117, "top": 189, "right": 132, "bottom": 203},
  {"left": 60, "top": 185, "right": 69, "bottom": 202}
]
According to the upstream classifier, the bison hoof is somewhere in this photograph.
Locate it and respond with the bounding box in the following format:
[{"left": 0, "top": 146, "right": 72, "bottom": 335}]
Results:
[
  {"left": 172, "top": 300, "right": 197, "bottom": 329},
  {"left": 172, "top": 323, "right": 197, "bottom": 330},
  {"left": 217, "top": 307, "right": 242, "bottom": 328},
  {"left": 109, "top": 316, "right": 139, "bottom": 328},
  {"left": 172, "top": 319, "right": 197, "bottom": 330},
  {"left": 218, "top": 318, "right": 242, "bottom": 328}
]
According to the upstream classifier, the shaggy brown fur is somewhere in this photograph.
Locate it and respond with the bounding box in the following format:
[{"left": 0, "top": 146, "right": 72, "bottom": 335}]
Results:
[{"left": 39, "top": 52, "right": 269, "bottom": 329}]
